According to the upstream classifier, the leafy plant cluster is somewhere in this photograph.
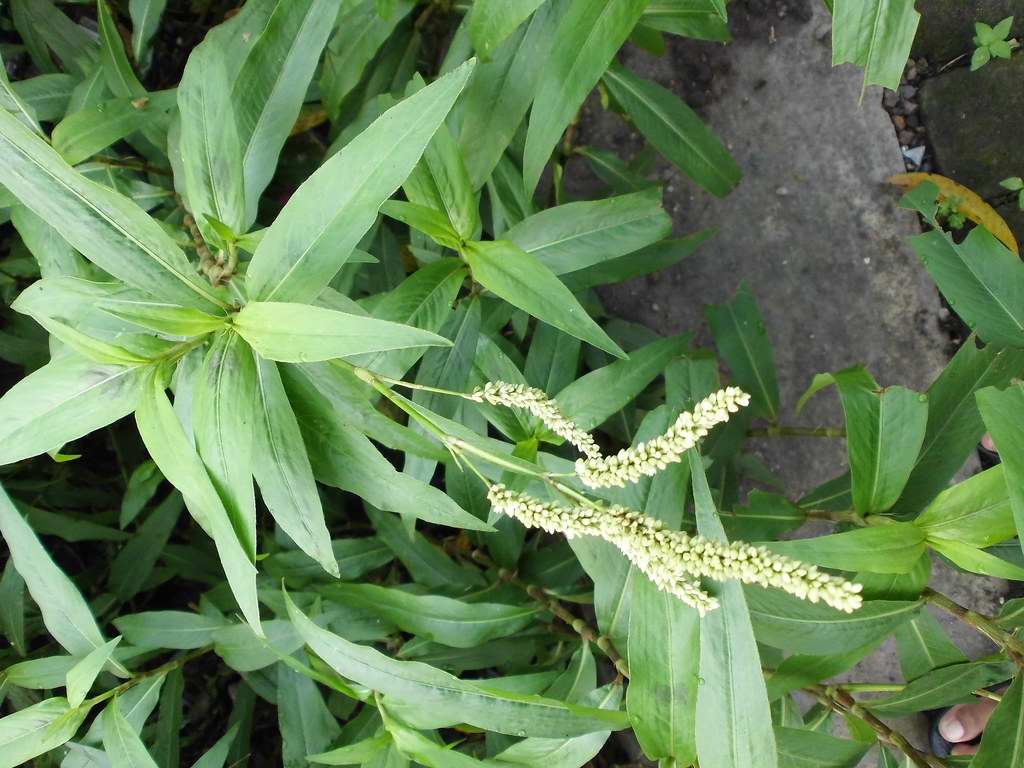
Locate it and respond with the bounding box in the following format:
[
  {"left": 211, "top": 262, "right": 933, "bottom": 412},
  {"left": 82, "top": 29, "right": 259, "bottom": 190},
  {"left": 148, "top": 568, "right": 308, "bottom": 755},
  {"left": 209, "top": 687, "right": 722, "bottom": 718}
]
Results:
[{"left": 0, "top": 1, "right": 1022, "bottom": 767}]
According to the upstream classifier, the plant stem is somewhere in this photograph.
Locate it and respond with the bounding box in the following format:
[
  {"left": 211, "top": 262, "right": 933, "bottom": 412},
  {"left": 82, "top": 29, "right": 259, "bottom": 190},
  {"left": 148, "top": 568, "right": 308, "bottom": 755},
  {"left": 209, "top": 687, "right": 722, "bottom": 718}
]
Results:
[
  {"left": 86, "top": 645, "right": 213, "bottom": 708},
  {"left": 923, "top": 588, "right": 1024, "bottom": 663},
  {"left": 807, "top": 685, "right": 950, "bottom": 768},
  {"left": 748, "top": 426, "right": 846, "bottom": 438}
]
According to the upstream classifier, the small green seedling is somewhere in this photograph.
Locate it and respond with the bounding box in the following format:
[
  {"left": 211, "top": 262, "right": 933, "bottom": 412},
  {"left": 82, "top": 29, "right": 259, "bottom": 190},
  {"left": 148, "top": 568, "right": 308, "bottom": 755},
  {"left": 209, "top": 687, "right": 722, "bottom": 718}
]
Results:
[
  {"left": 937, "top": 194, "right": 967, "bottom": 229},
  {"left": 1001, "top": 177, "right": 1024, "bottom": 210},
  {"left": 972, "top": 16, "right": 1016, "bottom": 70}
]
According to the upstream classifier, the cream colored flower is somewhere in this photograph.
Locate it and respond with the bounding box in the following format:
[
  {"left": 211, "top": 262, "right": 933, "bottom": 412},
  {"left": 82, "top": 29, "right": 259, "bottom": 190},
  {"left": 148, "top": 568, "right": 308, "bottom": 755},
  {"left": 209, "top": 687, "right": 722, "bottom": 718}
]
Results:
[
  {"left": 469, "top": 381, "right": 601, "bottom": 459},
  {"left": 575, "top": 387, "right": 750, "bottom": 488},
  {"left": 487, "top": 484, "right": 862, "bottom": 616}
]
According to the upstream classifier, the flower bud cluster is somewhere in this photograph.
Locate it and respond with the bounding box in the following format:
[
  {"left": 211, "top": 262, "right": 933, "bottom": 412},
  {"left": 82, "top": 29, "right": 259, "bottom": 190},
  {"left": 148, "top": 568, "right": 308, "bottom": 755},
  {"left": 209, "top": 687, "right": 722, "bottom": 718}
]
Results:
[
  {"left": 469, "top": 381, "right": 601, "bottom": 458},
  {"left": 487, "top": 484, "right": 863, "bottom": 616},
  {"left": 575, "top": 387, "right": 751, "bottom": 488}
]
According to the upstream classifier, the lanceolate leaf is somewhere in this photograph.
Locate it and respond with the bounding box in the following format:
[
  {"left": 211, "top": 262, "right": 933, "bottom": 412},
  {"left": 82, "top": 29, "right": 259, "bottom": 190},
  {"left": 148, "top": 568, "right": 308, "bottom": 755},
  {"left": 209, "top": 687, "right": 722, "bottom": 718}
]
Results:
[
  {"left": 0, "top": 108, "right": 225, "bottom": 309},
  {"left": 130, "top": 0, "right": 168, "bottom": 63},
  {"left": 285, "top": 592, "right": 630, "bottom": 737},
  {"left": 253, "top": 357, "right": 338, "bottom": 577},
  {"left": 504, "top": 187, "right": 672, "bottom": 275},
  {"left": 0, "top": 697, "right": 90, "bottom": 768},
  {"left": 0, "top": 482, "right": 109, "bottom": 658},
  {"left": 231, "top": 0, "right": 337, "bottom": 224},
  {"left": 233, "top": 301, "right": 452, "bottom": 363},
  {"left": 469, "top": 0, "right": 547, "bottom": 57},
  {"left": 178, "top": 43, "right": 246, "bottom": 247},
  {"left": 765, "top": 523, "right": 926, "bottom": 574},
  {"left": 977, "top": 384, "right": 1024, "bottom": 557},
  {"left": 135, "top": 373, "right": 262, "bottom": 635},
  {"left": 98, "top": 301, "right": 230, "bottom": 337},
  {"left": 0, "top": 355, "right": 144, "bottom": 466},
  {"left": 246, "top": 60, "right": 474, "bottom": 304},
  {"left": 52, "top": 91, "right": 176, "bottom": 167},
  {"left": 690, "top": 451, "right": 778, "bottom": 768},
  {"left": 102, "top": 696, "right": 160, "bottom": 768},
  {"left": 463, "top": 239, "right": 626, "bottom": 358},
  {"left": 972, "top": 675, "right": 1024, "bottom": 768},
  {"left": 523, "top": 0, "right": 650, "bottom": 192},
  {"left": 831, "top": 0, "right": 920, "bottom": 97},
  {"left": 192, "top": 331, "right": 258, "bottom": 561},
  {"left": 603, "top": 63, "right": 740, "bottom": 198}
]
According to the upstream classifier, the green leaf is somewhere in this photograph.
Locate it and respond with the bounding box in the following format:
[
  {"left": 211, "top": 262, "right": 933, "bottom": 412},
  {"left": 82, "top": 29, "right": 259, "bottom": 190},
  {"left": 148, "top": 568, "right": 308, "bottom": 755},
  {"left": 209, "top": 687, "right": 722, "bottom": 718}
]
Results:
[
  {"left": 288, "top": 379, "right": 492, "bottom": 532},
  {"left": 10, "top": 73, "right": 76, "bottom": 124},
  {"left": 765, "top": 642, "right": 882, "bottom": 700},
  {"left": 0, "top": 108, "right": 224, "bottom": 309},
  {"left": 972, "top": 674, "right": 1024, "bottom": 768},
  {"left": 0, "top": 55, "right": 43, "bottom": 135},
  {"left": 253, "top": 358, "right": 338, "bottom": 577},
  {"left": 831, "top": 0, "right": 921, "bottom": 97},
  {"left": 803, "top": 367, "right": 928, "bottom": 514},
  {"left": 928, "top": 537, "right": 1024, "bottom": 579},
  {"left": 231, "top": 0, "right": 337, "bottom": 223},
  {"left": 114, "top": 611, "right": 230, "bottom": 650},
  {"left": 463, "top": 239, "right": 625, "bottom": 358},
  {"left": 469, "top": 0, "right": 547, "bottom": 56},
  {"left": 177, "top": 43, "right": 246, "bottom": 248},
  {"left": 774, "top": 727, "right": 871, "bottom": 768},
  {"left": 562, "top": 230, "right": 716, "bottom": 291},
  {"left": 705, "top": 284, "right": 779, "bottom": 421},
  {"left": 504, "top": 188, "right": 672, "bottom": 276},
  {"left": 52, "top": 92, "right": 176, "bottom": 167},
  {"left": 971, "top": 45, "right": 992, "bottom": 71},
  {"left": 523, "top": 0, "right": 650, "bottom": 192},
  {"left": 893, "top": 611, "right": 967, "bottom": 682},
  {"left": 641, "top": 0, "right": 730, "bottom": 42},
  {"left": 246, "top": 60, "right": 474, "bottom": 304},
  {"left": 0, "top": 482, "right": 117, "bottom": 660},
  {"left": 367, "top": 508, "right": 486, "bottom": 589},
  {"left": 626, "top": 572, "right": 698, "bottom": 763},
  {"left": 10, "top": 0, "right": 98, "bottom": 78},
  {"left": 98, "top": 300, "right": 230, "bottom": 337},
  {"left": 97, "top": 1, "right": 145, "bottom": 98},
  {"left": 915, "top": 465, "right": 1016, "bottom": 548},
  {"left": 322, "top": 583, "right": 537, "bottom": 647},
  {"left": 901, "top": 184, "right": 1024, "bottom": 347},
  {"left": 379, "top": 201, "right": 463, "bottom": 249},
  {"left": 278, "top": 663, "right": 341, "bottom": 768},
  {"left": 891, "top": 339, "right": 1024, "bottom": 516},
  {"left": 67, "top": 638, "right": 122, "bottom": 708},
  {"left": 284, "top": 591, "right": 630, "bottom": 737},
  {"left": 460, "top": 0, "right": 563, "bottom": 188},
  {"left": 233, "top": 301, "right": 452, "bottom": 363},
  {"left": 747, "top": 590, "right": 921, "bottom": 654},
  {"left": 555, "top": 333, "right": 692, "bottom": 431},
  {"left": 0, "top": 697, "right": 90, "bottom": 768},
  {"left": 214, "top": 620, "right": 303, "bottom": 673},
  {"left": 13, "top": 304, "right": 151, "bottom": 366},
  {"left": 602, "top": 62, "right": 740, "bottom": 197},
  {"left": 308, "top": 733, "right": 392, "bottom": 765},
  {"left": 135, "top": 373, "right": 262, "bottom": 635},
  {"left": 188, "top": 723, "right": 240, "bottom": 768},
  {"left": 867, "top": 661, "right": 1012, "bottom": 716},
  {"left": 102, "top": 696, "right": 160, "bottom": 768},
  {"left": 690, "top": 450, "right": 778, "bottom": 768},
  {"left": 765, "top": 523, "right": 926, "bottom": 574},
  {"left": 6, "top": 655, "right": 78, "bottom": 689},
  {"left": 978, "top": 384, "right": 1024, "bottom": 557},
  {"left": 129, "top": 0, "right": 168, "bottom": 63},
  {"left": 192, "top": 332, "right": 258, "bottom": 560},
  {"left": 403, "top": 116, "right": 479, "bottom": 241},
  {"left": 0, "top": 561, "right": 26, "bottom": 656},
  {"left": 111, "top": 493, "right": 182, "bottom": 600}
]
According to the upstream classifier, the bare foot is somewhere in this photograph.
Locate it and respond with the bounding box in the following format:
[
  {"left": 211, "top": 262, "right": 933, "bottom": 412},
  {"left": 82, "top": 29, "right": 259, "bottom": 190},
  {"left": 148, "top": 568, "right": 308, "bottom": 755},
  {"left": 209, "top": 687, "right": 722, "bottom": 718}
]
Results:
[
  {"left": 982, "top": 433, "right": 997, "bottom": 453},
  {"left": 938, "top": 697, "right": 1000, "bottom": 755}
]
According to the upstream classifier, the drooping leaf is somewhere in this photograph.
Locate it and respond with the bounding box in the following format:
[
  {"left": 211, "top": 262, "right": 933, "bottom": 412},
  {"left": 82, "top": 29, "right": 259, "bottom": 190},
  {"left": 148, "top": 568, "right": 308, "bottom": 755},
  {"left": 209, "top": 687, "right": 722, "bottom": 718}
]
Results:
[
  {"left": 0, "top": 483, "right": 112, "bottom": 660},
  {"left": 322, "top": 583, "right": 537, "bottom": 647},
  {"left": 246, "top": 60, "right": 474, "bottom": 303},
  {"left": 0, "top": 107, "right": 225, "bottom": 309},
  {"left": 102, "top": 696, "right": 160, "bottom": 768},
  {"left": 831, "top": 0, "right": 921, "bottom": 97},
  {"left": 603, "top": 62, "right": 740, "bottom": 197},
  {"left": 285, "top": 591, "right": 630, "bottom": 737},
  {"left": 253, "top": 357, "right": 337, "bottom": 576},
  {"left": 234, "top": 301, "right": 452, "bottom": 363},
  {"left": 690, "top": 451, "right": 778, "bottom": 768},
  {"left": 463, "top": 239, "right": 626, "bottom": 358},
  {"left": 929, "top": 537, "right": 1024, "bottom": 580},
  {"left": 135, "top": 372, "right": 262, "bottom": 635},
  {"left": 0, "top": 354, "right": 143, "bottom": 465},
  {"left": 522, "top": 0, "right": 650, "bottom": 192}
]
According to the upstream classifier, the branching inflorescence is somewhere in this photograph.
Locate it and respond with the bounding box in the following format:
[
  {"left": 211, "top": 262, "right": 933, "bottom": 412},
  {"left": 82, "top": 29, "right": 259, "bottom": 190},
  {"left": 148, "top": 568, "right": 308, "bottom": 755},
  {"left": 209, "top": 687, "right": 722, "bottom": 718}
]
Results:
[{"left": 475, "top": 382, "right": 863, "bottom": 616}]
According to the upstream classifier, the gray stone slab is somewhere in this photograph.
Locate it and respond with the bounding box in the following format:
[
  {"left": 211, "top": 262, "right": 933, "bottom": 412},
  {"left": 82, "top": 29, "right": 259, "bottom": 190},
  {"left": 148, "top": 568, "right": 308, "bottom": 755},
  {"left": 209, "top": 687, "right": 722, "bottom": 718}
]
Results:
[
  {"left": 592, "top": 3, "right": 951, "bottom": 499},
  {"left": 920, "top": 54, "right": 1024, "bottom": 204}
]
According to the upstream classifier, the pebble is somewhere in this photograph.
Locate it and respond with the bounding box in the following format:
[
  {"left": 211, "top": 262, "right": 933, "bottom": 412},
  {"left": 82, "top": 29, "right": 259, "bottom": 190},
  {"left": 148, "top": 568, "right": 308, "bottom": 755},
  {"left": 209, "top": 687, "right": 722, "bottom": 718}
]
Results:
[
  {"left": 893, "top": 115, "right": 906, "bottom": 130},
  {"left": 898, "top": 129, "right": 915, "bottom": 146},
  {"left": 898, "top": 84, "right": 917, "bottom": 99},
  {"left": 883, "top": 90, "right": 899, "bottom": 108}
]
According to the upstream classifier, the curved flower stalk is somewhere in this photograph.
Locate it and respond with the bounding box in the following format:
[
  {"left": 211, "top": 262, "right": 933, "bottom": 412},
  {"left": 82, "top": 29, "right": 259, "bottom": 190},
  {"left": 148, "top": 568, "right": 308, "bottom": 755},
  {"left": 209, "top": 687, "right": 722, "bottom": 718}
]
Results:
[
  {"left": 469, "top": 381, "right": 601, "bottom": 459},
  {"left": 576, "top": 387, "right": 751, "bottom": 488},
  {"left": 487, "top": 484, "right": 863, "bottom": 617}
]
